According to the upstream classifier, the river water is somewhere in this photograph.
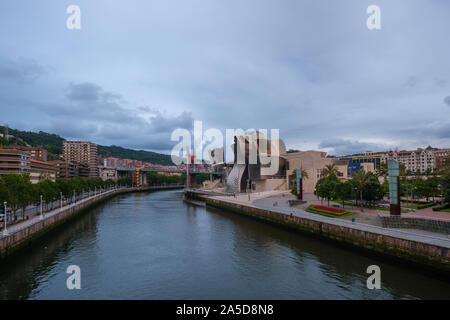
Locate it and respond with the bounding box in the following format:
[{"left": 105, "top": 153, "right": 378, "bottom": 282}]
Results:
[{"left": 0, "top": 189, "right": 449, "bottom": 299}]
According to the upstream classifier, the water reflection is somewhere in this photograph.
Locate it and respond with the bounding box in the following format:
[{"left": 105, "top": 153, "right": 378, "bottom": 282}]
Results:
[{"left": 0, "top": 190, "right": 449, "bottom": 300}]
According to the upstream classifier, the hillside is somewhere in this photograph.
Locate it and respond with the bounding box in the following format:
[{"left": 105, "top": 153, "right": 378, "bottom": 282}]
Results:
[
  {"left": 97, "top": 145, "right": 174, "bottom": 165},
  {"left": 0, "top": 126, "right": 174, "bottom": 165}
]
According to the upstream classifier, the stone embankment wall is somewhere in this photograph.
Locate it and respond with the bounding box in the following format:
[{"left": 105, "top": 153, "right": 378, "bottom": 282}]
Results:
[
  {"left": 205, "top": 198, "right": 450, "bottom": 275},
  {"left": 380, "top": 216, "right": 450, "bottom": 234}
]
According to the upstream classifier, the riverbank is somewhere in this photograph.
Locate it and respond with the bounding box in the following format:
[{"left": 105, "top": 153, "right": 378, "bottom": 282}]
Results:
[
  {"left": 0, "top": 185, "right": 183, "bottom": 260},
  {"left": 184, "top": 190, "right": 450, "bottom": 276}
]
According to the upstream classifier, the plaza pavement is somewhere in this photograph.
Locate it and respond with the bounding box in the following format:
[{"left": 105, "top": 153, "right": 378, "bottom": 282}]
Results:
[{"left": 209, "top": 191, "right": 450, "bottom": 245}]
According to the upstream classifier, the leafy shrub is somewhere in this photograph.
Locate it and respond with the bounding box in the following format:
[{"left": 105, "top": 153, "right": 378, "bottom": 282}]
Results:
[{"left": 432, "top": 204, "right": 450, "bottom": 211}]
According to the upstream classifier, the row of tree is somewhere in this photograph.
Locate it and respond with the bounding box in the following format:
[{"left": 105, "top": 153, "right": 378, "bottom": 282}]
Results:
[
  {"left": 0, "top": 174, "right": 119, "bottom": 221},
  {"left": 309, "top": 158, "right": 450, "bottom": 211},
  {"left": 314, "top": 170, "right": 384, "bottom": 211},
  {"left": 0, "top": 171, "right": 191, "bottom": 221}
]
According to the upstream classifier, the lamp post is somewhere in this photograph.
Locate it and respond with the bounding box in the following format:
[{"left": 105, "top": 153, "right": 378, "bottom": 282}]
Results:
[
  {"left": 60, "top": 192, "right": 63, "bottom": 209},
  {"left": 3, "top": 201, "right": 8, "bottom": 236},
  {"left": 40, "top": 195, "right": 44, "bottom": 220}
]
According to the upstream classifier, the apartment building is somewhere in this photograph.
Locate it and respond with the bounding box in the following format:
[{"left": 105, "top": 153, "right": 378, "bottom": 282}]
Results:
[
  {"left": 339, "top": 147, "right": 450, "bottom": 174},
  {"left": 29, "top": 159, "right": 57, "bottom": 183},
  {"left": 48, "top": 159, "right": 80, "bottom": 179},
  {"left": 0, "top": 146, "right": 30, "bottom": 175},
  {"left": 26, "top": 146, "right": 48, "bottom": 161},
  {"left": 339, "top": 152, "right": 385, "bottom": 176},
  {"left": 387, "top": 146, "right": 437, "bottom": 174},
  {"left": 63, "top": 141, "right": 98, "bottom": 177}
]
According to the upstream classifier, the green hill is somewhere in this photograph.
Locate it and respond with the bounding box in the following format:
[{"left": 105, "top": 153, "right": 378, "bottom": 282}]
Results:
[
  {"left": 97, "top": 145, "right": 174, "bottom": 165},
  {"left": 0, "top": 126, "right": 174, "bottom": 165}
]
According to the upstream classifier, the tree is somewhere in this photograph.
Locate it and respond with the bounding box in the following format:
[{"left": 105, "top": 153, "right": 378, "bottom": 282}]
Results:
[
  {"left": 2, "top": 174, "right": 25, "bottom": 220},
  {"left": 17, "top": 174, "right": 35, "bottom": 220},
  {"left": 37, "top": 179, "right": 59, "bottom": 211},
  {"left": 413, "top": 178, "right": 427, "bottom": 201},
  {"left": 333, "top": 180, "right": 353, "bottom": 208},
  {"left": 362, "top": 172, "right": 384, "bottom": 206},
  {"left": 321, "top": 164, "right": 339, "bottom": 178},
  {"left": 425, "top": 176, "right": 440, "bottom": 202},
  {"left": 439, "top": 158, "right": 450, "bottom": 203},
  {"left": 0, "top": 176, "right": 6, "bottom": 205},
  {"left": 351, "top": 168, "right": 370, "bottom": 212},
  {"left": 56, "top": 179, "right": 72, "bottom": 198},
  {"left": 291, "top": 185, "right": 297, "bottom": 196},
  {"left": 442, "top": 172, "right": 450, "bottom": 203},
  {"left": 315, "top": 174, "right": 339, "bottom": 206}
]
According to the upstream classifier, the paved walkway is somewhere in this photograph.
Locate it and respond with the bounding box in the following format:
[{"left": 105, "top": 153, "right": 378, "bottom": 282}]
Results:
[
  {"left": 209, "top": 191, "right": 450, "bottom": 248},
  {"left": 303, "top": 193, "right": 450, "bottom": 221},
  {"left": 0, "top": 188, "right": 127, "bottom": 239}
]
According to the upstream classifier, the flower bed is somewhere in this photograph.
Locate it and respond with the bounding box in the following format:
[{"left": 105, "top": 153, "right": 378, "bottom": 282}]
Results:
[{"left": 306, "top": 205, "right": 354, "bottom": 217}]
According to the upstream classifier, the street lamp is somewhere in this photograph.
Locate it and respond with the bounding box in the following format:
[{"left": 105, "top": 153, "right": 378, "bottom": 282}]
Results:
[
  {"left": 3, "top": 201, "right": 8, "bottom": 236},
  {"left": 40, "top": 195, "right": 44, "bottom": 220}
]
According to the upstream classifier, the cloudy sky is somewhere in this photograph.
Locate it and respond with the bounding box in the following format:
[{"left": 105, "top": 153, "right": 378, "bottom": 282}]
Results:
[{"left": 0, "top": 0, "right": 449, "bottom": 156}]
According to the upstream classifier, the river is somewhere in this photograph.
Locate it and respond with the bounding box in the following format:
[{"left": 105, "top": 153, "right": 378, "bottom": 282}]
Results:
[{"left": 0, "top": 189, "right": 449, "bottom": 299}]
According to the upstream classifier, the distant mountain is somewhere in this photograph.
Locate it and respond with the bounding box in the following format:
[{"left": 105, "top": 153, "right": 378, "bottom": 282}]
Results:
[{"left": 0, "top": 126, "right": 175, "bottom": 165}]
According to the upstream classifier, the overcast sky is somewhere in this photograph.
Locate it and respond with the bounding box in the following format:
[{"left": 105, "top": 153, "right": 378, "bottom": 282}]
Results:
[{"left": 0, "top": 0, "right": 449, "bottom": 156}]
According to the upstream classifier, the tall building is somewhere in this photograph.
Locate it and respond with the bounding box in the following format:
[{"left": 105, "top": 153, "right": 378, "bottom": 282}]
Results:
[
  {"left": 0, "top": 146, "right": 30, "bottom": 175},
  {"left": 26, "top": 146, "right": 48, "bottom": 161},
  {"left": 63, "top": 141, "right": 98, "bottom": 177}
]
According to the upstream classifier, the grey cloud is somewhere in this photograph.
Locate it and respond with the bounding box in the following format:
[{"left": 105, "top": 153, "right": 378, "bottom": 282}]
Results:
[
  {"left": 66, "top": 82, "right": 103, "bottom": 102},
  {"left": 0, "top": 57, "right": 46, "bottom": 84},
  {"left": 55, "top": 82, "right": 194, "bottom": 151},
  {"left": 65, "top": 82, "right": 125, "bottom": 106},
  {"left": 444, "top": 96, "right": 450, "bottom": 107},
  {"left": 1, "top": 1, "right": 450, "bottom": 153},
  {"left": 405, "top": 76, "right": 417, "bottom": 88}
]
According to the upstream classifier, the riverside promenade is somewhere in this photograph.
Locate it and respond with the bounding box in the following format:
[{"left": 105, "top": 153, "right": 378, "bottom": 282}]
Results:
[
  {"left": 0, "top": 185, "right": 183, "bottom": 259},
  {"left": 185, "top": 189, "right": 450, "bottom": 275}
]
